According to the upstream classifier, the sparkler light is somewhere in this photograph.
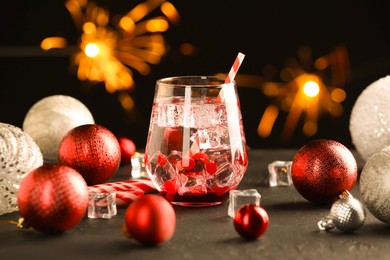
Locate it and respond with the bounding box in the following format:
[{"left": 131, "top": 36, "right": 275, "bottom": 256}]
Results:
[
  {"left": 66, "top": 0, "right": 179, "bottom": 94},
  {"left": 257, "top": 45, "right": 351, "bottom": 144},
  {"left": 41, "top": 0, "right": 179, "bottom": 101}
]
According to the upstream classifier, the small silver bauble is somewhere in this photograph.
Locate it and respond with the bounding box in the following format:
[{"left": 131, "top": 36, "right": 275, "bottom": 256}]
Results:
[
  {"left": 318, "top": 191, "right": 366, "bottom": 232},
  {"left": 23, "top": 95, "right": 94, "bottom": 163},
  {"left": 350, "top": 75, "right": 390, "bottom": 160},
  {"left": 0, "top": 123, "right": 43, "bottom": 215}
]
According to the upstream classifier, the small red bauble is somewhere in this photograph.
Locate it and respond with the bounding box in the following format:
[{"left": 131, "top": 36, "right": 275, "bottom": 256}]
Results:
[
  {"left": 234, "top": 205, "right": 269, "bottom": 240},
  {"left": 291, "top": 139, "right": 357, "bottom": 205},
  {"left": 58, "top": 124, "right": 121, "bottom": 185},
  {"left": 124, "top": 194, "right": 176, "bottom": 245},
  {"left": 162, "top": 127, "right": 183, "bottom": 154},
  {"left": 17, "top": 164, "right": 88, "bottom": 234},
  {"left": 117, "top": 136, "right": 136, "bottom": 165}
]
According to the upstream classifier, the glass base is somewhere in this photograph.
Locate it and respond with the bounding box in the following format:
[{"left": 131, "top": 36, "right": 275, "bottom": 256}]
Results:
[
  {"left": 161, "top": 191, "right": 229, "bottom": 207},
  {"left": 171, "top": 201, "right": 223, "bottom": 207}
]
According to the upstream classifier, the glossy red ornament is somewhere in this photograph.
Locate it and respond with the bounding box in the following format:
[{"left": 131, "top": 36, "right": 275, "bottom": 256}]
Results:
[
  {"left": 117, "top": 136, "right": 136, "bottom": 165},
  {"left": 234, "top": 205, "right": 269, "bottom": 239},
  {"left": 58, "top": 124, "right": 121, "bottom": 185},
  {"left": 17, "top": 164, "right": 88, "bottom": 234},
  {"left": 291, "top": 139, "right": 357, "bottom": 205},
  {"left": 124, "top": 194, "right": 176, "bottom": 245}
]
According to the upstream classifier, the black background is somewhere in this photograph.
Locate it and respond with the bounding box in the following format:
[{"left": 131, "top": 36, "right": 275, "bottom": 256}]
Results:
[{"left": 0, "top": 0, "right": 389, "bottom": 149}]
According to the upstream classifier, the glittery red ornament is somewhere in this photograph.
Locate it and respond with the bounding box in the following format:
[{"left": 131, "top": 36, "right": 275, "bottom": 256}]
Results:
[
  {"left": 58, "top": 124, "right": 121, "bottom": 185},
  {"left": 124, "top": 195, "right": 176, "bottom": 245},
  {"left": 234, "top": 205, "right": 269, "bottom": 240},
  {"left": 291, "top": 139, "right": 357, "bottom": 205},
  {"left": 117, "top": 136, "right": 136, "bottom": 165},
  {"left": 17, "top": 164, "right": 88, "bottom": 234}
]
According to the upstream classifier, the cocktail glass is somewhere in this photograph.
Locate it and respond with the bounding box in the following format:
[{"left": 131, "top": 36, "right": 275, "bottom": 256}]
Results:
[{"left": 145, "top": 76, "right": 248, "bottom": 206}]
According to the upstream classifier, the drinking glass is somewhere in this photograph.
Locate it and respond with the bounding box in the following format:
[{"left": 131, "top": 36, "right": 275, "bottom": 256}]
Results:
[{"left": 145, "top": 76, "right": 248, "bottom": 206}]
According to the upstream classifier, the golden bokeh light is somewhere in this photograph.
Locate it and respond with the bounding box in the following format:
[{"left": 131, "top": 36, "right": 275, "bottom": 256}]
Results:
[
  {"left": 119, "top": 17, "right": 136, "bottom": 33},
  {"left": 118, "top": 91, "right": 135, "bottom": 111},
  {"left": 257, "top": 105, "right": 279, "bottom": 138},
  {"left": 145, "top": 18, "right": 169, "bottom": 32},
  {"left": 40, "top": 37, "right": 67, "bottom": 50},
  {"left": 303, "top": 121, "right": 318, "bottom": 137},
  {"left": 83, "top": 22, "right": 96, "bottom": 34},
  {"left": 331, "top": 88, "right": 346, "bottom": 103},
  {"left": 180, "top": 43, "right": 196, "bottom": 56},
  {"left": 161, "top": 2, "right": 180, "bottom": 24}
]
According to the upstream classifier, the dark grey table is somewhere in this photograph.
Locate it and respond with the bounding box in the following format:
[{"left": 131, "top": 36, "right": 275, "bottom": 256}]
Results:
[{"left": 1, "top": 149, "right": 389, "bottom": 260}]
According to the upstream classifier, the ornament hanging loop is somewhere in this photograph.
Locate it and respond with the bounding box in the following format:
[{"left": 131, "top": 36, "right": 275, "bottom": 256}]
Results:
[
  {"left": 339, "top": 190, "right": 352, "bottom": 199},
  {"left": 318, "top": 216, "right": 336, "bottom": 231},
  {"left": 0, "top": 217, "right": 30, "bottom": 230},
  {"left": 16, "top": 217, "right": 30, "bottom": 229}
]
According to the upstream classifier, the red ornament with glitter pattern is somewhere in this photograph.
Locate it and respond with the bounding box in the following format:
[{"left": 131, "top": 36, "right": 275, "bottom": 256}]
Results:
[
  {"left": 17, "top": 164, "right": 88, "bottom": 234},
  {"left": 291, "top": 139, "right": 358, "bottom": 205},
  {"left": 58, "top": 124, "right": 121, "bottom": 185}
]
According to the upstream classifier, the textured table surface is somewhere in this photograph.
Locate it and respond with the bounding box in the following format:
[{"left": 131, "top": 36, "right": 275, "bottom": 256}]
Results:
[{"left": 1, "top": 149, "right": 389, "bottom": 260}]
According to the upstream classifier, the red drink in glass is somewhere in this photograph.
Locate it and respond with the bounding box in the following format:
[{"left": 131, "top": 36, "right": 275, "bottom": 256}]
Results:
[{"left": 145, "top": 76, "right": 248, "bottom": 206}]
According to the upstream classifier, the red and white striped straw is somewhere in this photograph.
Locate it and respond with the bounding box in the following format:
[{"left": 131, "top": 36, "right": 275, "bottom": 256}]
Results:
[
  {"left": 88, "top": 179, "right": 156, "bottom": 206},
  {"left": 225, "top": 52, "right": 245, "bottom": 84}
]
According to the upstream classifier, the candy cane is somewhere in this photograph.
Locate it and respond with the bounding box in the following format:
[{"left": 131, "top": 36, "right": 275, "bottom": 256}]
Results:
[{"left": 88, "top": 179, "right": 156, "bottom": 206}]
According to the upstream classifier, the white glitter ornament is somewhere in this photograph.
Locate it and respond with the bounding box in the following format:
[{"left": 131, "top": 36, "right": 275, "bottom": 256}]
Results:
[
  {"left": 0, "top": 123, "right": 43, "bottom": 215},
  {"left": 360, "top": 146, "right": 390, "bottom": 224},
  {"left": 23, "top": 95, "right": 94, "bottom": 163},
  {"left": 350, "top": 75, "right": 390, "bottom": 160}
]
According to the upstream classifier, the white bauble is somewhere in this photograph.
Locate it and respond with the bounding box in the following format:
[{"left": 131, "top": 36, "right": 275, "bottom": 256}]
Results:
[
  {"left": 350, "top": 75, "right": 390, "bottom": 160},
  {"left": 23, "top": 95, "right": 94, "bottom": 163},
  {"left": 360, "top": 146, "right": 390, "bottom": 224},
  {"left": 0, "top": 123, "right": 43, "bottom": 215}
]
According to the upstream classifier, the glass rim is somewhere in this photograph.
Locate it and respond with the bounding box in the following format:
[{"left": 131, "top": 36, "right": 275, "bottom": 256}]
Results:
[{"left": 156, "top": 76, "right": 235, "bottom": 88}]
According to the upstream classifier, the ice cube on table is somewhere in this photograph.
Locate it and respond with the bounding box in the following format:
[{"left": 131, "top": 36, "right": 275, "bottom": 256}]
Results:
[
  {"left": 88, "top": 192, "right": 117, "bottom": 219},
  {"left": 268, "top": 161, "right": 292, "bottom": 187},
  {"left": 228, "top": 189, "right": 261, "bottom": 217}
]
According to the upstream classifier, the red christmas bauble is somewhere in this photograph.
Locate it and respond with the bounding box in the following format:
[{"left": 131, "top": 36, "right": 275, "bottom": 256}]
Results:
[
  {"left": 291, "top": 139, "right": 357, "bottom": 205},
  {"left": 234, "top": 205, "right": 269, "bottom": 240},
  {"left": 117, "top": 136, "right": 136, "bottom": 165},
  {"left": 124, "top": 195, "right": 176, "bottom": 245},
  {"left": 58, "top": 124, "right": 121, "bottom": 185},
  {"left": 17, "top": 164, "right": 88, "bottom": 234}
]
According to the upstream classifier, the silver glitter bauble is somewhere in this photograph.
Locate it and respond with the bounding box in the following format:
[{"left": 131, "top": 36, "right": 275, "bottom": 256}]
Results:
[
  {"left": 318, "top": 192, "right": 366, "bottom": 232},
  {"left": 350, "top": 75, "right": 390, "bottom": 160},
  {"left": 0, "top": 123, "right": 43, "bottom": 215},
  {"left": 23, "top": 95, "right": 94, "bottom": 163},
  {"left": 360, "top": 147, "right": 390, "bottom": 224}
]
